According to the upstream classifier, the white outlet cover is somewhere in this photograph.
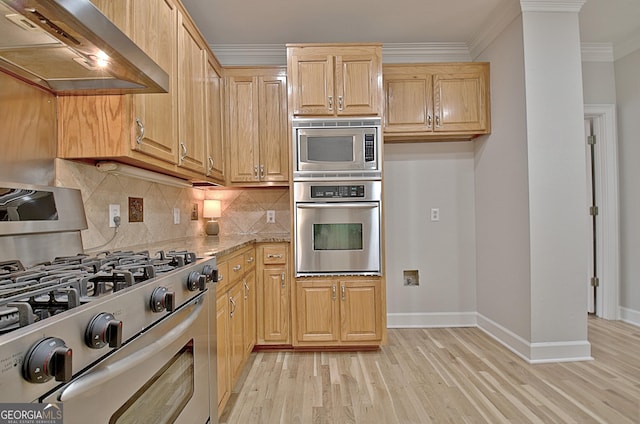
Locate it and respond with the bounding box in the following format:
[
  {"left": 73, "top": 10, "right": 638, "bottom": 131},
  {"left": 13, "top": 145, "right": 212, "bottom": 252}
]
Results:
[{"left": 173, "top": 208, "right": 180, "bottom": 224}]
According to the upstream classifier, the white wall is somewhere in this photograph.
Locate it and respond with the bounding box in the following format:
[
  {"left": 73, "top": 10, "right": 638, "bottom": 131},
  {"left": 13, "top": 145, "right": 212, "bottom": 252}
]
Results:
[
  {"left": 474, "top": 16, "right": 533, "bottom": 344},
  {"left": 384, "top": 142, "right": 477, "bottom": 327},
  {"left": 582, "top": 61, "right": 616, "bottom": 104},
  {"left": 614, "top": 48, "right": 640, "bottom": 324}
]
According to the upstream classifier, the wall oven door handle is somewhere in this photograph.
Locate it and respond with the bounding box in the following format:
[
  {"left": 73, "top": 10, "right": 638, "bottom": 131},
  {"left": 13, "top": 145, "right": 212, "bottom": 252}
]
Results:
[
  {"left": 296, "top": 202, "right": 379, "bottom": 209},
  {"left": 56, "top": 292, "right": 206, "bottom": 402}
]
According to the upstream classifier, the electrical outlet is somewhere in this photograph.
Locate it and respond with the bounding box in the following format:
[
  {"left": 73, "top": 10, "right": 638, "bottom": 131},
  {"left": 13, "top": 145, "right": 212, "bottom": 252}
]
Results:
[
  {"left": 109, "top": 204, "right": 120, "bottom": 228},
  {"left": 173, "top": 208, "right": 180, "bottom": 224},
  {"left": 266, "top": 210, "right": 275, "bottom": 223},
  {"left": 430, "top": 208, "right": 440, "bottom": 222}
]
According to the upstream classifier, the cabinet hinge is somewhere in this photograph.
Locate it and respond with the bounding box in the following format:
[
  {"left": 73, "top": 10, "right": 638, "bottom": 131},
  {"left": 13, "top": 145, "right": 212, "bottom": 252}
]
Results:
[
  {"left": 587, "top": 135, "right": 596, "bottom": 145},
  {"left": 590, "top": 206, "right": 599, "bottom": 216},
  {"left": 591, "top": 277, "right": 600, "bottom": 287}
]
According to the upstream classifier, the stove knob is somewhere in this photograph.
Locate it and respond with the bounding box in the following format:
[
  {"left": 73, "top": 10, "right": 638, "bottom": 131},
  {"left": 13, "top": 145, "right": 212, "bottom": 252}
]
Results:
[
  {"left": 187, "top": 271, "right": 206, "bottom": 291},
  {"left": 23, "top": 337, "right": 72, "bottom": 384},
  {"left": 150, "top": 286, "right": 175, "bottom": 312},
  {"left": 85, "top": 312, "right": 123, "bottom": 349},
  {"left": 202, "top": 265, "right": 218, "bottom": 283}
]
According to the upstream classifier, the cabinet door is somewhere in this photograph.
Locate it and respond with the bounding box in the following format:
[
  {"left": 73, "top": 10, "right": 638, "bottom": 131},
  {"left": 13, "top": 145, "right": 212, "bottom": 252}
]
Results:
[
  {"left": 260, "top": 267, "right": 289, "bottom": 344},
  {"left": 384, "top": 73, "right": 433, "bottom": 133},
  {"left": 130, "top": 0, "right": 178, "bottom": 164},
  {"left": 258, "top": 75, "right": 289, "bottom": 182},
  {"left": 216, "top": 292, "right": 230, "bottom": 414},
  {"left": 289, "top": 54, "right": 334, "bottom": 115},
  {"left": 433, "top": 70, "right": 489, "bottom": 133},
  {"left": 205, "top": 56, "right": 225, "bottom": 182},
  {"left": 339, "top": 280, "right": 383, "bottom": 342},
  {"left": 227, "top": 76, "right": 260, "bottom": 182},
  {"left": 336, "top": 54, "right": 381, "bottom": 116},
  {"left": 177, "top": 12, "right": 207, "bottom": 174},
  {"left": 243, "top": 270, "right": 257, "bottom": 357},
  {"left": 296, "top": 281, "right": 339, "bottom": 343},
  {"left": 229, "top": 282, "right": 245, "bottom": 382}
]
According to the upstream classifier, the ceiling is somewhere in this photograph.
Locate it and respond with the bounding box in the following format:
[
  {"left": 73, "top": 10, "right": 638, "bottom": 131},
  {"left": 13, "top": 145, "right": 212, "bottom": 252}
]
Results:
[{"left": 181, "top": 0, "right": 640, "bottom": 64}]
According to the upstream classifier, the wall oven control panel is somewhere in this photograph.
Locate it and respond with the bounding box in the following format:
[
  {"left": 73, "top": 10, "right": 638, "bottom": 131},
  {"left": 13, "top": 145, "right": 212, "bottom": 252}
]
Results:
[{"left": 310, "top": 184, "right": 366, "bottom": 198}]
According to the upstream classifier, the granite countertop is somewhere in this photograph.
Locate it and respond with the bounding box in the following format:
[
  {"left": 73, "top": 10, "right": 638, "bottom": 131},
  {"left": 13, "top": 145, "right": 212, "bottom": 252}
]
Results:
[{"left": 105, "top": 233, "right": 290, "bottom": 259}]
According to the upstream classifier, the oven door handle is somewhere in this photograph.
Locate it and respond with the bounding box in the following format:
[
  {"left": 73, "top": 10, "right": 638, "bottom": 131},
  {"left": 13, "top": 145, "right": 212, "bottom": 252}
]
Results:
[
  {"left": 296, "top": 202, "right": 379, "bottom": 209},
  {"left": 56, "top": 292, "right": 206, "bottom": 402}
]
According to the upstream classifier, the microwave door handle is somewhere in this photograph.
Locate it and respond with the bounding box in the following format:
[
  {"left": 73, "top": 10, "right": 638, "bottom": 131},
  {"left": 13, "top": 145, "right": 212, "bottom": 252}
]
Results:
[
  {"left": 56, "top": 294, "right": 205, "bottom": 402},
  {"left": 296, "top": 202, "right": 379, "bottom": 209}
]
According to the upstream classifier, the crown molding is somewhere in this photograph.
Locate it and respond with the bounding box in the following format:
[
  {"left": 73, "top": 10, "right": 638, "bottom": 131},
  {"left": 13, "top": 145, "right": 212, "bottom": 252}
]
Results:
[
  {"left": 381, "top": 43, "right": 470, "bottom": 63},
  {"left": 468, "top": 0, "right": 522, "bottom": 59},
  {"left": 581, "top": 43, "right": 614, "bottom": 62},
  {"left": 520, "top": 0, "right": 586, "bottom": 13},
  {"left": 210, "top": 44, "right": 287, "bottom": 66},
  {"left": 613, "top": 29, "right": 640, "bottom": 61}
]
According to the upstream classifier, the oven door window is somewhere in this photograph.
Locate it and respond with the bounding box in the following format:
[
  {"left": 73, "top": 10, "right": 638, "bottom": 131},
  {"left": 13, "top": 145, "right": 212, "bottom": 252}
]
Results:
[
  {"left": 313, "top": 223, "right": 363, "bottom": 250},
  {"left": 110, "top": 340, "right": 194, "bottom": 424}
]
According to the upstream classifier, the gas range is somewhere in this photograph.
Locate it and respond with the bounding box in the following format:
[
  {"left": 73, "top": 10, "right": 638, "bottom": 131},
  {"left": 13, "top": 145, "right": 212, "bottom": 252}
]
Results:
[{"left": 0, "top": 182, "right": 217, "bottom": 422}]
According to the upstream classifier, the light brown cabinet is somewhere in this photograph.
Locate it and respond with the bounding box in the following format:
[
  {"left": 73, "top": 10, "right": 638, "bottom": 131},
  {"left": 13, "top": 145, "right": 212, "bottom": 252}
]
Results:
[
  {"left": 287, "top": 43, "right": 383, "bottom": 117},
  {"left": 204, "top": 55, "right": 225, "bottom": 183},
  {"left": 225, "top": 67, "right": 289, "bottom": 185},
  {"left": 59, "top": 1, "right": 224, "bottom": 183},
  {"left": 256, "top": 243, "right": 290, "bottom": 345},
  {"left": 215, "top": 244, "right": 256, "bottom": 417},
  {"left": 295, "top": 277, "right": 384, "bottom": 346},
  {"left": 383, "top": 63, "right": 491, "bottom": 141}
]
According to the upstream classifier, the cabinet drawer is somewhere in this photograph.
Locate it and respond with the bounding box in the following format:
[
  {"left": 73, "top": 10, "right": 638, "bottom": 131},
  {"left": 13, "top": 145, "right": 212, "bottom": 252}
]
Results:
[
  {"left": 228, "top": 254, "right": 245, "bottom": 284},
  {"left": 262, "top": 246, "right": 286, "bottom": 265},
  {"left": 244, "top": 251, "right": 256, "bottom": 271},
  {"left": 216, "top": 261, "right": 230, "bottom": 293}
]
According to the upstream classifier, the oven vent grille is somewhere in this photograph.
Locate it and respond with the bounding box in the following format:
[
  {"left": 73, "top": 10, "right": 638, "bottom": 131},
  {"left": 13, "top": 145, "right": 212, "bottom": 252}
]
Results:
[{"left": 292, "top": 117, "right": 381, "bottom": 128}]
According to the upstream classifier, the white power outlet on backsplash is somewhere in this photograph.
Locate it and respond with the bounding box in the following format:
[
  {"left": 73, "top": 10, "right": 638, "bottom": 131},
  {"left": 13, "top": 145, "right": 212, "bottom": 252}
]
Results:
[{"left": 266, "top": 210, "right": 275, "bottom": 223}]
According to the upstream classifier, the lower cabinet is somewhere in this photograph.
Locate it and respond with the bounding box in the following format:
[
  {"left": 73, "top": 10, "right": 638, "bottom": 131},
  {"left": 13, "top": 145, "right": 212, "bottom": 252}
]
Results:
[
  {"left": 295, "top": 277, "right": 384, "bottom": 346},
  {"left": 215, "top": 244, "right": 256, "bottom": 417},
  {"left": 256, "top": 243, "right": 290, "bottom": 345}
]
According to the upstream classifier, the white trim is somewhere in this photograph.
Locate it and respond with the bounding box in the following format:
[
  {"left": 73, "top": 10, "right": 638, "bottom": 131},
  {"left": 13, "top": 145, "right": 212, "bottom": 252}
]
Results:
[
  {"left": 387, "top": 312, "right": 476, "bottom": 328},
  {"left": 520, "top": 0, "right": 586, "bottom": 13},
  {"left": 581, "top": 43, "right": 614, "bottom": 63},
  {"left": 613, "top": 28, "right": 640, "bottom": 61},
  {"left": 619, "top": 306, "right": 640, "bottom": 327},
  {"left": 584, "top": 105, "right": 620, "bottom": 320},
  {"left": 477, "top": 314, "right": 592, "bottom": 363},
  {"left": 210, "top": 43, "right": 286, "bottom": 66},
  {"left": 468, "top": 0, "right": 522, "bottom": 60},
  {"left": 382, "top": 43, "right": 470, "bottom": 63}
]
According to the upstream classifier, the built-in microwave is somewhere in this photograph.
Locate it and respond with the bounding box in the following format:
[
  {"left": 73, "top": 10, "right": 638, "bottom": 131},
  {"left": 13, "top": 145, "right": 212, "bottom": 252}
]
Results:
[{"left": 292, "top": 117, "right": 382, "bottom": 180}]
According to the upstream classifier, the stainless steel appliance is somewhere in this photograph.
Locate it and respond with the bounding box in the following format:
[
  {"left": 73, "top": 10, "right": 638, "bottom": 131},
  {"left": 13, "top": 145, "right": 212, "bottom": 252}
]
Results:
[
  {"left": 292, "top": 117, "right": 382, "bottom": 180},
  {"left": 0, "top": 182, "right": 217, "bottom": 424},
  {"left": 0, "top": 0, "right": 169, "bottom": 94},
  {"left": 294, "top": 180, "right": 382, "bottom": 276}
]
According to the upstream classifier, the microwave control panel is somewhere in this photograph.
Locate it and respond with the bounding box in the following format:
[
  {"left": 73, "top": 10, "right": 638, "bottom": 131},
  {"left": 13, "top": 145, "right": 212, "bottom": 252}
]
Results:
[
  {"left": 364, "top": 134, "right": 375, "bottom": 162},
  {"left": 310, "top": 185, "right": 365, "bottom": 198}
]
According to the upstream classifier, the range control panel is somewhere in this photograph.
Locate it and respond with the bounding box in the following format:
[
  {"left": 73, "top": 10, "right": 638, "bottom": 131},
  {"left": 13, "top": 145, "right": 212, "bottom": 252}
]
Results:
[{"left": 310, "top": 184, "right": 365, "bottom": 198}]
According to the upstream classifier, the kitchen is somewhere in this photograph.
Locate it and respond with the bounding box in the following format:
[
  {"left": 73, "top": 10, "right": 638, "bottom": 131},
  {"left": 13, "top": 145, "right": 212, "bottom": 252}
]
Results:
[{"left": 1, "top": 0, "right": 639, "bottom": 423}]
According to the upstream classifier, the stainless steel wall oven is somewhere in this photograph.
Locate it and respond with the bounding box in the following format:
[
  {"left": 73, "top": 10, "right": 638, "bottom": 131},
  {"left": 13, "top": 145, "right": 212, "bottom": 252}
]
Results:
[{"left": 294, "top": 180, "right": 382, "bottom": 276}]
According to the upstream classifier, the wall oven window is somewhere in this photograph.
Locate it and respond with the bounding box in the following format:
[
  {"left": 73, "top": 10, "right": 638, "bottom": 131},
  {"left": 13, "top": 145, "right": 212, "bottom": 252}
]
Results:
[
  {"left": 314, "top": 223, "right": 363, "bottom": 250},
  {"left": 110, "top": 341, "right": 195, "bottom": 424}
]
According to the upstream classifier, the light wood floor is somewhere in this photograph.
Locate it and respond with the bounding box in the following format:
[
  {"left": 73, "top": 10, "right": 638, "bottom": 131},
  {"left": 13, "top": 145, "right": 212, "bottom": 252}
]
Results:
[{"left": 220, "top": 317, "right": 640, "bottom": 423}]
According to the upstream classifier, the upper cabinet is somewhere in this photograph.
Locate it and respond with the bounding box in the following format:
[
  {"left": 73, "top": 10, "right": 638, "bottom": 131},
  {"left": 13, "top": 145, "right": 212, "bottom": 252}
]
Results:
[
  {"left": 287, "top": 44, "right": 383, "bottom": 117},
  {"left": 204, "top": 55, "right": 225, "bottom": 184},
  {"left": 383, "top": 63, "right": 491, "bottom": 142},
  {"left": 58, "top": 0, "right": 224, "bottom": 183},
  {"left": 225, "top": 67, "right": 289, "bottom": 185}
]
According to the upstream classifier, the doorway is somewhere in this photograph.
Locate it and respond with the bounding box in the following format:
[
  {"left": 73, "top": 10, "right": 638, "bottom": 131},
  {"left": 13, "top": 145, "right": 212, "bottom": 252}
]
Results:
[{"left": 583, "top": 105, "right": 620, "bottom": 320}]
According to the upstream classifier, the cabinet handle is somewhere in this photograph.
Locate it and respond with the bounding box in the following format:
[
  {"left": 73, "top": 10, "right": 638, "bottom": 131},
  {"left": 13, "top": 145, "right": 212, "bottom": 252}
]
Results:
[
  {"left": 229, "top": 297, "right": 236, "bottom": 317},
  {"left": 217, "top": 274, "right": 224, "bottom": 282},
  {"left": 281, "top": 272, "right": 285, "bottom": 289},
  {"left": 233, "top": 265, "right": 241, "bottom": 272},
  {"left": 207, "top": 157, "right": 214, "bottom": 175},
  {"left": 332, "top": 285, "right": 336, "bottom": 301},
  {"left": 135, "top": 118, "right": 145, "bottom": 144},
  {"left": 246, "top": 256, "right": 254, "bottom": 264},
  {"left": 435, "top": 115, "right": 441, "bottom": 128},
  {"left": 427, "top": 115, "right": 432, "bottom": 128},
  {"left": 180, "top": 142, "right": 187, "bottom": 162},
  {"left": 254, "top": 166, "right": 259, "bottom": 179},
  {"left": 244, "top": 281, "right": 249, "bottom": 299},
  {"left": 338, "top": 96, "right": 343, "bottom": 111},
  {"left": 260, "top": 164, "right": 265, "bottom": 178},
  {"left": 267, "top": 253, "right": 283, "bottom": 259},
  {"left": 341, "top": 285, "right": 346, "bottom": 301},
  {"left": 328, "top": 95, "right": 333, "bottom": 111}
]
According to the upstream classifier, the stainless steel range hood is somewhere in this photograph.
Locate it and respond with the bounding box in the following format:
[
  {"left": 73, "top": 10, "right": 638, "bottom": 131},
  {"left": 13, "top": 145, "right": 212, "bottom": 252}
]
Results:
[{"left": 0, "top": 0, "right": 169, "bottom": 94}]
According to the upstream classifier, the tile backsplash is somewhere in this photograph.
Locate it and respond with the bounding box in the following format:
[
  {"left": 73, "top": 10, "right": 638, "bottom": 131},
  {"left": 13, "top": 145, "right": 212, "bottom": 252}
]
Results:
[{"left": 55, "top": 159, "right": 290, "bottom": 252}]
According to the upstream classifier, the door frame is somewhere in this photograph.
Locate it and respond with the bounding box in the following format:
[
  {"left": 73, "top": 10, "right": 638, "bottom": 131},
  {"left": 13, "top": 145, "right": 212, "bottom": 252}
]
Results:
[{"left": 584, "top": 104, "right": 620, "bottom": 320}]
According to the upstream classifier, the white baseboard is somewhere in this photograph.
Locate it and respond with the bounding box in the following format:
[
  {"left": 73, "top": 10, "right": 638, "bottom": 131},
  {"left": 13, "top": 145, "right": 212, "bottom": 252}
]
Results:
[
  {"left": 619, "top": 306, "right": 640, "bottom": 327},
  {"left": 387, "top": 312, "right": 477, "bottom": 328}
]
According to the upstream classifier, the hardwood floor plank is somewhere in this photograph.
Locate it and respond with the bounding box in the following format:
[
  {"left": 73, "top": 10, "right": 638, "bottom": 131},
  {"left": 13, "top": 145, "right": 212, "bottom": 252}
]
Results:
[{"left": 220, "top": 318, "right": 640, "bottom": 423}]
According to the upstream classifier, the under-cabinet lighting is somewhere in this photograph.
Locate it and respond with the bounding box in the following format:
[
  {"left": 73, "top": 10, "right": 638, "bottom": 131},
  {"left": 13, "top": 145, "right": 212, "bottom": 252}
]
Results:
[{"left": 96, "top": 162, "right": 193, "bottom": 188}]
